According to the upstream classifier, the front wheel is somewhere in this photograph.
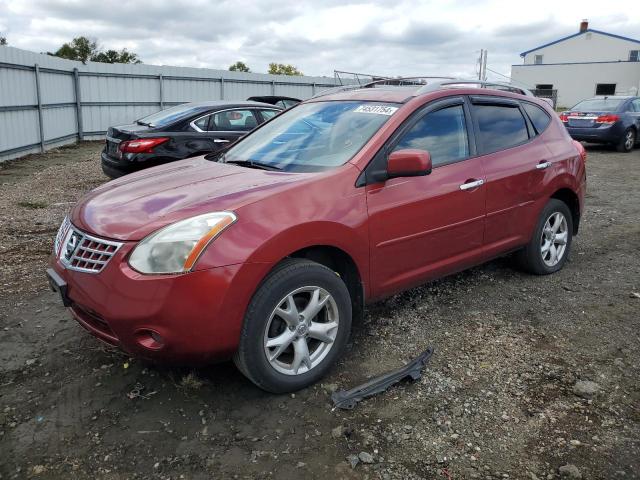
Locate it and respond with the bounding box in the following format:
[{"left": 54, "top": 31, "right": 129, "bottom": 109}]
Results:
[
  {"left": 515, "top": 199, "right": 573, "bottom": 275},
  {"left": 233, "top": 259, "right": 352, "bottom": 393},
  {"left": 616, "top": 128, "right": 636, "bottom": 153}
]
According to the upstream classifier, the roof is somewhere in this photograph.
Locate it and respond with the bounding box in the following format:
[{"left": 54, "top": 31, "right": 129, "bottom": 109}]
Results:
[{"left": 520, "top": 29, "right": 640, "bottom": 57}]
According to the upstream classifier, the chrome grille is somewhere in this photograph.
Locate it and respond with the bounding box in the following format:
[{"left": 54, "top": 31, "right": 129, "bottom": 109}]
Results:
[
  {"left": 54, "top": 216, "right": 71, "bottom": 254},
  {"left": 55, "top": 217, "right": 123, "bottom": 274}
]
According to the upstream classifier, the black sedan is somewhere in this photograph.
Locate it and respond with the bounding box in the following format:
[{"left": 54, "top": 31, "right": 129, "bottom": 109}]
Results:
[
  {"left": 102, "top": 101, "right": 282, "bottom": 178},
  {"left": 560, "top": 96, "right": 640, "bottom": 152}
]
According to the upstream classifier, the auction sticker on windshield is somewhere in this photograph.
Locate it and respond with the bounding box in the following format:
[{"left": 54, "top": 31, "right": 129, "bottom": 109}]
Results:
[{"left": 354, "top": 105, "right": 398, "bottom": 115}]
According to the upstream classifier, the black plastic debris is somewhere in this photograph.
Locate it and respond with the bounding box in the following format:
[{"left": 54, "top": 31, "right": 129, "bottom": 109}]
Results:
[{"left": 331, "top": 347, "right": 434, "bottom": 410}]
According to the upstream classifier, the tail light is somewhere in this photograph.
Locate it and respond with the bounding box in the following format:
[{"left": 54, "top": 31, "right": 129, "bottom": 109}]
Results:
[
  {"left": 572, "top": 140, "right": 587, "bottom": 163},
  {"left": 595, "top": 114, "right": 619, "bottom": 125},
  {"left": 119, "top": 137, "right": 170, "bottom": 154},
  {"left": 559, "top": 113, "right": 568, "bottom": 123}
]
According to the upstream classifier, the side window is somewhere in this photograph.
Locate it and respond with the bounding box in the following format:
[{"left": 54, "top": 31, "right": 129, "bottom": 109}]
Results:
[
  {"left": 211, "top": 109, "right": 258, "bottom": 131},
  {"left": 522, "top": 102, "right": 551, "bottom": 134},
  {"left": 392, "top": 105, "right": 469, "bottom": 167},
  {"left": 260, "top": 109, "right": 279, "bottom": 121},
  {"left": 473, "top": 104, "right": 529, "bottom": 154},
  {"left": 192, "top": 115, "right": 211, "bottom": 132},
  {"left": 631, "top": 99, "right": 640, "bottom": 112}
]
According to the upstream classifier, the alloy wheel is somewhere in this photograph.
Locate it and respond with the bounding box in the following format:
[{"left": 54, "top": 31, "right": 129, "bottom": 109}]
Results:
[
  {"left": 540, "top": 212, "right": 568, "bottom": 267},
  {"left": 624, "top": 130, "right": 635, "bottom": 151},
  {"left": 263, "top": 286, "right": 339, "bottom": 375}
]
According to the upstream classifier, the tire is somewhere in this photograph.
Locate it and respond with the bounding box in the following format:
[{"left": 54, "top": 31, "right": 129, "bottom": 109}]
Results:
[
  {"left": 515, "top": 199, "right": 573, "bottom": 275},
  {"left": 233, "top": 258, "right": 352, "bottom": 393},
  {"left": 616, "top": 128, "right": 636, "bottom": 153}
]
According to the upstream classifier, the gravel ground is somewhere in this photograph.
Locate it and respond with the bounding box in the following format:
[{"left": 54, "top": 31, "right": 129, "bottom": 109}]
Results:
[{"left": 0, "top": 141, "right": 639, "bottom": 480}]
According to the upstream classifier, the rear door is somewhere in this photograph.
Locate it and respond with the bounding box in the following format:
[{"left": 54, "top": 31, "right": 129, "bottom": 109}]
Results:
[
  {"left": 192, "top": 108, "right": 261, "bottom": 150},
  {"left": 627, "top": 99, "right": 640, "bottom": 131},
  {"left": 256, "top": 108, "right": 281, "bottom": 123},
  {"left": 366, "top": 97, "right": 486, "bottom": 297},
  {"left": 470, "top": 97, "right": 551, "bottom": 251}
]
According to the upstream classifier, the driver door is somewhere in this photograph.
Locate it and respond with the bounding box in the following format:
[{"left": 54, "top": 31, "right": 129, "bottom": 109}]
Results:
[{"left": 366, "top": 97, "right": 486, "bottom": 298}]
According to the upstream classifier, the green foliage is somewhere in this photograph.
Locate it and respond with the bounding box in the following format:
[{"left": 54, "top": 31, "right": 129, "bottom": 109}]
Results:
[
  {"left": 92, "top": 49, "right": 141, "bottom": 64},
  {"left": 229, "top": 61, "right": 250, "bottom": 72},
  {"left": 268, "top": 63, "right": 303, "bottom": 76},
  {"left": 49, "top": 36, "right": 141, "bottom": 64}
]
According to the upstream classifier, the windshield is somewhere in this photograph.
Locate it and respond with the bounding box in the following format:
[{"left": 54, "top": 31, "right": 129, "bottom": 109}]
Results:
[
  {"left": 137, "top": 104, "right": 207, "bottom": 127},
  {"left": 221, "top": 101, "right": 399, "bottom": 172},
  {"left": 571, "top": 98, "right": 625, "bottom": 112}
]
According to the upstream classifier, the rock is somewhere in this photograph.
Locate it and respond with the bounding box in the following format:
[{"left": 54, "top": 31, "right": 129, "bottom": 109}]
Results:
[
  {"left": 573, "top": 380, "right": 599, "bottom": 399},
  {"left": 323, "top": 383, "right": 339, "bottom": 394},
  {"left": 32, "top": 465, "right": 46, "bottom": 475},
  {"left": 331, "top": 426, "right": 345, "bottom": 439},
  {"left": 25, "top": 359, "right": 37, "bottom": 366},
  {"left": 558, "top": 464, "right": 582, "bottom": 479},
  {"left": 358, "top": 451, "right": 375, "bottom": 464},
  {"left": 346, "top": 454, "right": 360, "bottom": 469},
  {"left": 296, "top": 462, "right": 306, "bottom": 468}
]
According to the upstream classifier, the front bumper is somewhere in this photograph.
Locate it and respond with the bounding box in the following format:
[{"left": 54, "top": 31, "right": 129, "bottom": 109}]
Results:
[
  {"left": 566, "top": 123, "right": 625, "bottom": 143},
  {"left": 48, "top": 241, "right": 271, "bottom": 364}
]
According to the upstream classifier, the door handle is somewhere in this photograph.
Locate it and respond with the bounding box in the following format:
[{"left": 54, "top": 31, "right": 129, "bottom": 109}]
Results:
[
  {"left": 535, "top": 161, "right": 552, "bottom": 170},
  {"left": 459, "top": 179, "right": 484, "bottom": 191},
  {"left": 213, "top": 139, "right": 230, "bottom": 143}
]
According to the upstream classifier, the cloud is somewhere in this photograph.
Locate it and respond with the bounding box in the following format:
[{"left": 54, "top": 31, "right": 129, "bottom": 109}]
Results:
[{"left": 1, "top": 0, "right": 639, "bottom": 80}]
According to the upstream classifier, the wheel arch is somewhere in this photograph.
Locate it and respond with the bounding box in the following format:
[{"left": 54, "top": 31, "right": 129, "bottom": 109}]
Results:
[
  {"left": 550, "top": 188, "right": 580, "bottom": 234},
  {"left": 286, "top": 245, "right": 365, "bottom": 321}
]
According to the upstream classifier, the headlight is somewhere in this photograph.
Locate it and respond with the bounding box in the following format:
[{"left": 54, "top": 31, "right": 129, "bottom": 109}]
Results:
[{"left": 128, "top": 212, "right": 237, "bottom": 274}]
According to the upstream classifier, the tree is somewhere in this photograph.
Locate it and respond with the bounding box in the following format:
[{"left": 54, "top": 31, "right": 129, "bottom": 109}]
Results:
[
  {"left": 49, "top": 36, "right": 141, "bottom": 64},
  {"left": 268, "top": 63, "right": 303, "bottom": 76},
  {"left": 92, "top": 48, "right": 141, "bottom": 64},
  {"left": 51, "top": 36, "right": 99, "bottom": 63},
  {"left": 229, "top": 61, "right": 250, "bottom": 72},
  {"left": 0, "top": 35, "right": 7, "bottom": 46}
]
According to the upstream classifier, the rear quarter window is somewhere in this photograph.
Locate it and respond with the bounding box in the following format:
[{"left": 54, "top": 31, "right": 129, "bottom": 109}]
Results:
[
  {"left": 473, "top": 104, "right": 529, "bottom": 154},
  {"left": 522, "top": 102, "right": 551, "bottom": 134}
]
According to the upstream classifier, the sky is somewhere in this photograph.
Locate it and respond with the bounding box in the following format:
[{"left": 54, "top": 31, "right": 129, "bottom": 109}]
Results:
[{"left": 1, "top": 0, "right": 639, "bottom": 82}]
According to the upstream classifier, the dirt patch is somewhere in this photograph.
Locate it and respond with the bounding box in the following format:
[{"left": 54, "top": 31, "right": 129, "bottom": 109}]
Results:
[{"left": 0, "top": 142, "right": 639, "bottom": 479}]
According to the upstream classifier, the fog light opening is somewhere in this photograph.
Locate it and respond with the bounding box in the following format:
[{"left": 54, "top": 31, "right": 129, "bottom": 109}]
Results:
[{"left": 135, "top": 329, "right": 165, "bottom": 350}]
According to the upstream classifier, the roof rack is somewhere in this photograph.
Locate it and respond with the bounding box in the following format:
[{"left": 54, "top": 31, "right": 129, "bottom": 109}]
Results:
[
  {"left": 311, "top": 76, "right": 456, "bottom": 99},
  {"left": 311, "top": 77, "right": 533, "bottom": 100},
  {"left": 416, "top": 79, "right": 534, "bottom": 97}
]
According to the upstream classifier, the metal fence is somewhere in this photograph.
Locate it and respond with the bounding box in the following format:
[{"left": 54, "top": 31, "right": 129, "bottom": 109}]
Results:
[{"left": 0, "top": 46, "right": 338, "bottom": 162}]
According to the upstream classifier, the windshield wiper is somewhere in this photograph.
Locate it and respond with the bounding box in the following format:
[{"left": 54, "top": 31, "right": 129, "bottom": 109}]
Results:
[
  {"left": 224, "top": 160, "right": 282, "bottom": 171},
  {"left": 136, "top": 120, "right": 151, "bottom": 126}
]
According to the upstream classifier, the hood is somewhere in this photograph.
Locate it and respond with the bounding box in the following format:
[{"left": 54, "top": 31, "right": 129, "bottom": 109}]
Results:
[{"left": 71, "top": 157, "right": 311, "bottom": 241}]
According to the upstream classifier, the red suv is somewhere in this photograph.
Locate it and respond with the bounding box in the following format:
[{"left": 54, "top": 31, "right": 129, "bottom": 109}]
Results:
[{"left": 47, "top": 80, "right": 587, "bottom": 393}]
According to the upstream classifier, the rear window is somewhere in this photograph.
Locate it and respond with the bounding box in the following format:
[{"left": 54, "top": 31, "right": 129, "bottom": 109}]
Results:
[
  {"left": 571, "top": 98, "right": 625, "bottom": 112},
  {"left": 474, "top": 104, "right": 529, "bottom": 154},
  {"left": 137, "top": 104, "right": 206, "bottom": 127},
  {"left": 522, "top": 103, "right": 551, "bottom": 134}
]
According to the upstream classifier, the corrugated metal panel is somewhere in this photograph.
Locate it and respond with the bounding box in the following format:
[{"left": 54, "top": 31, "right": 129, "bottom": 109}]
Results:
[
  {"left": 224, "top": 81, "right": 272, "bottom": 100},
  {"left": 0, "top": 46, "right": 338, "bottom": 161},
  {"left": 39, "top": 71, "right": 75, "bottom": 104},
  {"left": 0, "top": 67, "right": 37, "bottom": 106},
  {"left": 163, "top": 78, "right": 221, "bottom": 103},
  {"left": 0, "top": 109, "right": 40, "bottom": 151},
  {"left": 81, "top": 105, "right": 160, "bottom": 133},
  {"left": 41, "top": 106, "right": 76, "bottom": 141}
]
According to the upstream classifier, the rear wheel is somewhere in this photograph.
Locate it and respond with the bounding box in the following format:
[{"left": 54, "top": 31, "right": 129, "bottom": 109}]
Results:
[
  {"left": 515, "top": 199, "right": 573, "bottom": 275},
  {"left": 233, "top": 258, "right": 352, "bottom": 393},
  {"left": 616, "top": 128, "right": 636, "bottom": 153}
]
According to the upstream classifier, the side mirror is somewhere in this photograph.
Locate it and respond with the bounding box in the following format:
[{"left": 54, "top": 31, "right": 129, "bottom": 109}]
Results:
[{"left": 387, "top": 149, "right": 432, "bottom": 178}]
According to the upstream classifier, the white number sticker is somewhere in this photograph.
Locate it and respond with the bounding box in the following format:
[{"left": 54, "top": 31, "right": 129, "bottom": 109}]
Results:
[{"left": 353, "top": 105, "right": 398, "bottom": 115}]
